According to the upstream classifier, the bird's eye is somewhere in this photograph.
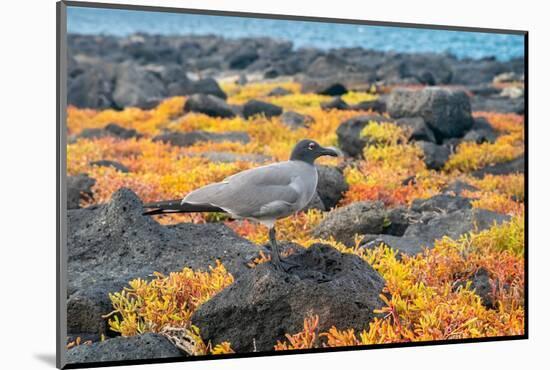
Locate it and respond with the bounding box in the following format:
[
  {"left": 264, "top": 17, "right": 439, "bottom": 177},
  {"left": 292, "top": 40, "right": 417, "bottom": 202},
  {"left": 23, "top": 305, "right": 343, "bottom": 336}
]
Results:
[{"left": 308, "top": 143, "right": 316, "bottom": 150}]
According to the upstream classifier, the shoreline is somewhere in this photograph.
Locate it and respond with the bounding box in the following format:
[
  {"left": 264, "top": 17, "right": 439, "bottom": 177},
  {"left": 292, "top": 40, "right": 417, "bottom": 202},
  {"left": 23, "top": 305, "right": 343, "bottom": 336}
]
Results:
[{"left": 67, "top": 34, "right": 524, "bottom": 112}]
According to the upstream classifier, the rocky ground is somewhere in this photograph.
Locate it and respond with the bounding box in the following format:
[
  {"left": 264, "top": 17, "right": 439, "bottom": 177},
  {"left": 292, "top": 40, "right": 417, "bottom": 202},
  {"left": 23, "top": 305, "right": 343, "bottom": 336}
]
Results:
[
  {"left": 68, "top": 34, "right": 524, "bottom": 113},
  {"left": 65, "top": 34, "right": 525, "bottom": 363}
]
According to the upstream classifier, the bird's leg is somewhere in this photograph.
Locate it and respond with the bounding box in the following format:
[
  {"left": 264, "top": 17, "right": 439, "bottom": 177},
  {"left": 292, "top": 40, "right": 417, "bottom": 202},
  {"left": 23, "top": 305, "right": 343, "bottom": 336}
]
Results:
[
  {"left": 268, "top": 226, "right": 298, "bottom": 272},
  {"left": 268, "top": 226, "right": 283, "bottom": 268}
]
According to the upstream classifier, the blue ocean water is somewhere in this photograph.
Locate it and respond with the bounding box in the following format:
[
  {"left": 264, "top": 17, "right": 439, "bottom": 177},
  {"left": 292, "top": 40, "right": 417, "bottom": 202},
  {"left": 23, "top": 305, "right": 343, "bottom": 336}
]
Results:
[{"left": 67, "top": 7, "right": 524, "bottom": 61}]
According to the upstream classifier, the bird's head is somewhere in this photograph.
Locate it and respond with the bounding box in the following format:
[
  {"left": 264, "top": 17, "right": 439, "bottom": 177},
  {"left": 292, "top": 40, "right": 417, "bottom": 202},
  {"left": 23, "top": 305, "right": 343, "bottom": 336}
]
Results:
[{"left": 290, "top": 139, "right": 339, "bottom": 164}]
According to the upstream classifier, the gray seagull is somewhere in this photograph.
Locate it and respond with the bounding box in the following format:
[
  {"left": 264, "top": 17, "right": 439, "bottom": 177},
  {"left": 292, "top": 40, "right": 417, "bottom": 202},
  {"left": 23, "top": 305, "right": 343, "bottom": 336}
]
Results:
[{"left": 143, "top": 139, "right": 338, "bottom": 271}]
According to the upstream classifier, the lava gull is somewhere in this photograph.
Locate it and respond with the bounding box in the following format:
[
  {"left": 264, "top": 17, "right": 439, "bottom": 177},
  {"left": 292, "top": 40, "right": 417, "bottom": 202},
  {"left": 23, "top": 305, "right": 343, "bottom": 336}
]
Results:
[{"left": 143, "top": 139, "right": 339, "bottom": 271}]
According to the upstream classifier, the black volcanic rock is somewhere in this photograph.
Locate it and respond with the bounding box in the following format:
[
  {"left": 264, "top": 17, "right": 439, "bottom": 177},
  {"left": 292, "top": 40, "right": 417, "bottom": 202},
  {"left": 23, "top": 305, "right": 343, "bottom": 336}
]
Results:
[
  {"left": 395, "top": 117, "right": 436, "bottom": 143},
  {"left": 183, "top": 94, "right": 236, "bottom": 118},
  {"left": 315, "top": 165, "right": 349, "bottom": 210},
  {"left": 301, "top": 78, "right": 349, "bottom": 96},
  {"left": 388, "top": 87, "right": 474, "bottom": 140},
  {"left": 280, "top": 111, "right": 314, "bottom": 130},
  {"left": 67, "top": 188, "right": 258, "bottom": 337},
  {"left": 305, "top": 55, "right": 351, "bottom": 78},
  {"left": 112, "top": 63, "right": 166, "bottom": 109},
  {"left": 471, "top": 156, "right": 525, "bottom": 178},
  {"left": 189, "top": 78, "right": 227, "bottom": 100},
  {"left": 66, "top": 333, "right": 183, "bottom": 364},
  {"left": 462, "top": 117, "right": 499, "bottom": 144},
  {"left": 67, "top": 174, "right": 96, "bottom": 209},
  {"left": 191, "top": 244, "right": 385, "bottom": 353},
  {"left": 417, "top": 141, "right": 451, "bottom": 170},
  {"left": 68, "top": 63, "right": 116, "bottom": 109},
  {"left": 317, "top": 82, "right": 348, "bottom": 96},
  {"left": 454, "top": 268, "right": 496, "bottom": 309},
  {"left": 66, "top": 34, "right": 524, "bottom": 109},
  {"left": 410, "top": 194, "right": 472, "bottom": 213},
  {"left": 463, "top": 129, "right": 498, "bottom": 144},
  {"left": 313, "top": 201, "right": 388, "bottom": 246},
  {"left": 351, "top": 99, "right": 387, "bottom": 113},
  {"left": 267, "top": 86, "right": 292, "bottom": 97},
  {"left": 321, "top": 97, "right": 350, "bottom": 111},
  {"left": 361, "top": 207, "right": 510, "bottom": 256},
  {"left": 153, "top": 130, "right": 249, "bottom": 147},
  {"left": 470, "top": 95, "right": 524, "bottom": 114},
  {"left": 242, "top": 99, "right": 283, "bottom": 119},
  {"left": 78, "top": 123, "right": 142, "bottom": 141},
  {"left": 442, "top": 181, "right": 479, "bottom": 196},
  {"left": 402, "top": 208, "right": 510, "bottom": 248},
  {"left": 228, "top": 45, "right": 259, "bottom": 69},
  {"left": 90, "top": 160, "right": 129, "bottom": 173}
]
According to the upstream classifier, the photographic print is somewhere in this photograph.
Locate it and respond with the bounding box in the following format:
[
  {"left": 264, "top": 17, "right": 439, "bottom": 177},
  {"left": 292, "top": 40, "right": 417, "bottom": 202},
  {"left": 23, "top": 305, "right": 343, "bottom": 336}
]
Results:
[{"left": 58, "top": 1, "right": 527, "bottom": 368}]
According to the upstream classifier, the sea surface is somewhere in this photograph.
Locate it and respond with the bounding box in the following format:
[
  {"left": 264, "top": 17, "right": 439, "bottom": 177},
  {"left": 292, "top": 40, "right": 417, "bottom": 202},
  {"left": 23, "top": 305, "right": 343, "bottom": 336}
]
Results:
[{"left": 67, "top": 6, "right": 525, "bottom": 61}]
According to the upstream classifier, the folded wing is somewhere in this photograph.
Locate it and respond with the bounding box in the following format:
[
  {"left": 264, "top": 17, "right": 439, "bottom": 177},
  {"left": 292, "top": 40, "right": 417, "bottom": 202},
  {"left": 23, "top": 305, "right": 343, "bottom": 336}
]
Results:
[{"left": 183, "top": 162, "right": 301, "bottom": 218}]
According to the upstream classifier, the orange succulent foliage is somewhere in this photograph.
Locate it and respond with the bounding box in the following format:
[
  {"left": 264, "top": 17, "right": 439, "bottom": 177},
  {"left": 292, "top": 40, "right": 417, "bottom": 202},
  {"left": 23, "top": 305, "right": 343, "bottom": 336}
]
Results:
[
  {"left": 276, "top": 217, "right": 524, "bottom": 348},
  {"left": 444, "top": 138, "right": 523, "bottom": 173},
  {"left": 445, "top": 112, "right": 524, "bottom": 173},
  {"left": 68, "top": 81, "right": 524, "bottom": 353},
  {"left": 274, "top": 315, "right": 320, "bottom": 350},
  {"left": 360, "top": 121, "right": 409, "bottom": 145},
  {"left": 469, "top": 173, "right": 524, "bottom": 201},
  {"left": 222, "top": 80, "right": 377, "bottom": 109},
  {"left": 474, "top": 112, "right": 524, "bottom": 135},
  {"left": 342, "top": 183, "right": 419, "bottom": 207},
  {"left": 104, "top": 261, "right": 234, "bottom": 337},
  {"left": 227, "top": 209, "right": 324, "bottom": 246},
  {"left": 66, "top": 336, "right": 92, "bottom": 349},
  {"left": 469, "top": 192, "right": 524, "bottom": 216},
  {"left": 210, "top": 342, "right": 235, "bottom": 355},
  {"left": 222, "top": 81, "right": 300, "bottom": 105},
  {"left": 246, "top": 250, "right": 272, "bottom": 268},
  {"left": 341, "top": 141, "right": 448, "bottom": 207},
  {"left": 457, "top": 173, "right": 525, "bottom": 216},
  {"left": 160, "top": 325, "right": 235, "bottom": 356},
  {"left": 66, "top": 85, "right": 367, "bottom": 208}
]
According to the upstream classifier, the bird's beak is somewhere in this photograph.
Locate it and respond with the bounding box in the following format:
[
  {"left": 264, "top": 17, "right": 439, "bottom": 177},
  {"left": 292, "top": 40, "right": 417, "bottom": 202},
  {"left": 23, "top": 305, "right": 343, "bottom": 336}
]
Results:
[{"left": 319, "top": 146, "right": 340, "bottom": 157}]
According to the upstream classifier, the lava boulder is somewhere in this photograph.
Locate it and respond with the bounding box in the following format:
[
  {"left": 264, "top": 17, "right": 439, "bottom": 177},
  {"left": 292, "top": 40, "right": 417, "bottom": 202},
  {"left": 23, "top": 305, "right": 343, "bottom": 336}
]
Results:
[
  {"left": 66, "top": 333, "right": 183, "bottom": 364},
  {"left": 313, "top": 201, "right": 388, "bottom": 246},
  {"left": 67, "top": 188, "right": 258, "bottom": 337},
  {"left": 67, "top": 174, "right": 96, "bottom": 209},
  {"left": 183, "top": 94, "right": 236, "bottom": 118},
  {"left": 280, "top": 111, "right": 314, "bottom": 130},
  {"left": 153, "top": 130, "right": 250, "bottom": 147},
  {"left": 315, "top": 165, "right": 349, "bottom": 209},
  {"left": 388, "top": 87, "right": 474, "bottom": 140},
  {"left": 417, "top": 141, "right": 451, "bottom": 170},
  {"left": 191, "top": 244, "right": 385, "bottom": 352},
  {"left": 242, "top": 99, "right": 283, "bottom": 119}
]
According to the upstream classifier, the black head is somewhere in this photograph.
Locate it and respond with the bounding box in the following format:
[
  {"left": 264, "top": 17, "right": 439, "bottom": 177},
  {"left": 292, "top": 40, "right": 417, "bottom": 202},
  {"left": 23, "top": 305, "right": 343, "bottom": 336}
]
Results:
[{"left": 290, "top": 139, "right": 338, "bottom": 164}]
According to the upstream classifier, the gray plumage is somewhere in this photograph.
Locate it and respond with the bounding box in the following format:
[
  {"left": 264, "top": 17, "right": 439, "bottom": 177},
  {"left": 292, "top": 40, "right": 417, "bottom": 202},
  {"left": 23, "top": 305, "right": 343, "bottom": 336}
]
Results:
[
  {"left": 143, "top": 139, "right": 338, "bottom": 272},
  {"left": 183, "top": 160, "right": 317, "bottom": 228}
]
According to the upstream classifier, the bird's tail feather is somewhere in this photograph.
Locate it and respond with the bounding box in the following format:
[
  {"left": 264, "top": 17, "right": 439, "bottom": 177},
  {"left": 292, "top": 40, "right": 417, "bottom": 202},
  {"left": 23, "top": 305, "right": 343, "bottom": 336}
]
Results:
[{"left": 142, "top": 199, "right": 226, "bottom": 215}]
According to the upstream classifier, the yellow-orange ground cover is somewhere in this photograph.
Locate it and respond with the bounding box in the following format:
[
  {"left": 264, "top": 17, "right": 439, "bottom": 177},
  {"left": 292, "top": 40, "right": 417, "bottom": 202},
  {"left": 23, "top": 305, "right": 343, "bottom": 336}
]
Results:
[
  {"left": 276, "top": 217, "right": 524, "bottom": 348},
  {"left": 67, "top": 82, "right": 525, "bottom": 354}
]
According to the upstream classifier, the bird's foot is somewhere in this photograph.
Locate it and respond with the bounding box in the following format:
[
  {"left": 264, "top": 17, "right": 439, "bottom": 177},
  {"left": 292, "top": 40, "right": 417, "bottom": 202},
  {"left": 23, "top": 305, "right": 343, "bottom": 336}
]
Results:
[{"left": 272, "top": 258, "right": 300, "bottom": 273}]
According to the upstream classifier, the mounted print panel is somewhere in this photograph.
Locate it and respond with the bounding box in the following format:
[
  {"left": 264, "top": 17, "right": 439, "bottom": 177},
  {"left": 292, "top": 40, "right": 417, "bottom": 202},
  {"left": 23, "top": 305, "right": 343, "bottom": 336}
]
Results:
[{"left": 57, "top": 1, "right": 527, "bottom": 368}]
